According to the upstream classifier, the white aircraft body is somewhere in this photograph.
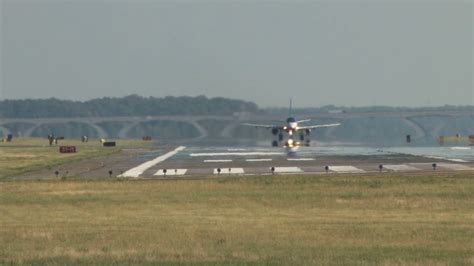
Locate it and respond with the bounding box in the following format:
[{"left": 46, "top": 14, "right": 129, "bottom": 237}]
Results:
[{"left": 243, "top": 101, "right": 340, "bottom": 147}]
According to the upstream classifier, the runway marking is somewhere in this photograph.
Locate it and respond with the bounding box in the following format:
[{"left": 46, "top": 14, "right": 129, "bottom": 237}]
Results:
[
  {"left": 436, "top": 163, "right": 473, "bottom": 171},
  {"left": 204, "top": 159, "right": 233, "bottom": 163},
  {"left": 119, "top": 146, "right": 186, "bottom": 178},
  {"left": 287, "top": 158, "right": 315, "bottom": 161},
  {"left": 154, "top": 169, "right": 188, "bottom": 176},
  {"left": 383, "top": 164, "right": 420, "bottom": 171},
  {"left": 214, "top": 168, "right": 245, "bottom": 174},
  {"left": 423, "top": 156, "right": 469, "bottom": 163},
  {"left": 328, "top": 166, "right": 365, "bottom": 173},
  {"left": 273, "top": 167, "right": 303, "bottom": 173},
  {"left": 450, "top": 147, "right": 471, "bottom": 150},
  {"left": 246, "top": 159, "right": 273, "bottom": 162},
  {"left": 191, "top": 152, "right": 282, "bottom": 157},
  {"left": 446, "top": 158, "right": 469, "bottom": 163}
]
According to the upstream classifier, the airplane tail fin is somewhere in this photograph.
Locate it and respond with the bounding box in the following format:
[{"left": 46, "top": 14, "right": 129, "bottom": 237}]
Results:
[{"left": 288, "top": 98, "right": 292, "bottom": 117}]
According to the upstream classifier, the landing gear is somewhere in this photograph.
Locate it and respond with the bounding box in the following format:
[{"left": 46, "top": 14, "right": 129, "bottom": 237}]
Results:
[
  {"left": 278, "top": 133, "right": 284, "bottom": 141},
  {"left": 270, "top": 129, "right": 311, "bottom": 147},
  {"left": 299, "top": 133, "right": 305, "bottom": 141}
]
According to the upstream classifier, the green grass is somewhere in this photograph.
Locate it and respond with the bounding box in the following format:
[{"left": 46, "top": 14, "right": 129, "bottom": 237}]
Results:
[
  {"left": 0, "top": 138, "right": 155, "bottom": 179},
  {"left": 0, "top": 173, "right": 473, "bottom": 265}
]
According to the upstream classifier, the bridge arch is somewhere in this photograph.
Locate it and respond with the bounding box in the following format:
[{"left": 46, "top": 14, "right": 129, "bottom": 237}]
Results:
[
  {"left": 122, "top": 119, "right": 207, "bottom": 140},
  {"left": 0, "top": 126, "right": 11, "bottom": 136},
  {"left": 28, "top": 122, "right": 106, "bottom": 139}
]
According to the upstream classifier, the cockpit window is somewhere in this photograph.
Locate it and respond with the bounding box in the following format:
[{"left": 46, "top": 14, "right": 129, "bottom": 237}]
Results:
[{"left": 286, "top": 117, "right": 296, "bottom": 123}]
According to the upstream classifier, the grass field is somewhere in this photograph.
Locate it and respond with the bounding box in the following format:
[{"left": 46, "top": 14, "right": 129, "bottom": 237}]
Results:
[
  {"left": 0, "top": 173, "right": 472, "bottom": 265},
  {"left": 0, "top": 138, "right": 154, "bottom": 179}
]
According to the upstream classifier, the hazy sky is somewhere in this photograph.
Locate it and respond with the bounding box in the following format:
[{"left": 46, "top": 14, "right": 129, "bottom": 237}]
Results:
[{"left": 1, "top": 0, "right": 472, "bottom": 107}]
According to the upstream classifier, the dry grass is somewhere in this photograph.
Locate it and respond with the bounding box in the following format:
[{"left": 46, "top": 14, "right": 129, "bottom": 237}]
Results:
[
  {"left": 0, "top": 138, "right": 154, "bottom": 179},
  {"left": 0, "top": 173, "right": 472, "bottom": 265}
]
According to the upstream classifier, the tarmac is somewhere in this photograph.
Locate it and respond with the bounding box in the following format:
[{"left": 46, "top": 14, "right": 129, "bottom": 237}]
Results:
[{"left": 20, "top": 145, "right": 474, "bottom": 179}]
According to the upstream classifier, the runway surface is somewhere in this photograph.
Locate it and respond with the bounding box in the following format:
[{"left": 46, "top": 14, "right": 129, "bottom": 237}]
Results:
[
  {"left": 113, "top": 146, "right": 474, "bottom": 178},
  {"left": 18, "top": 145, "right": 474, "bottom": 179}
]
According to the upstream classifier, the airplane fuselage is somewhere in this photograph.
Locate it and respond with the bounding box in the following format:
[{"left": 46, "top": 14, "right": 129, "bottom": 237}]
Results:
[
  {"left": 241, "top": 101, "right": 340, "bottom": 148},
  {"left": 283, "top": 117, "right": 298, "bottom": 135}
]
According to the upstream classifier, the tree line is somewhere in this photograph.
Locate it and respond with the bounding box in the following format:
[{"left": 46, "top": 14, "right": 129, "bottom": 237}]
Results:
[{"left": 0, "top": 95, "right": 259, "bottom": 118}]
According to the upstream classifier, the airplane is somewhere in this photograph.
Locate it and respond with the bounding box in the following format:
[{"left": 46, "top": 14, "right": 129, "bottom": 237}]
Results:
[{"left": 243, "top": 100, "right": 341, "bottom": 147}]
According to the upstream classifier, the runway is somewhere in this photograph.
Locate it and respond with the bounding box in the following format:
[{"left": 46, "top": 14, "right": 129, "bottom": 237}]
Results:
[
  {"left": 113, "top": 146, "right": 474, "bottom": 178},
  {"left": 17, "top": 145, "right": 474, "bottom": 179}
]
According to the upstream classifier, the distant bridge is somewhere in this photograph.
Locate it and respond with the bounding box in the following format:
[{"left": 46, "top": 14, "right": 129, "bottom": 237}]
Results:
[{"left": 0, "top": 111, "right": 472, "bottom": 141}]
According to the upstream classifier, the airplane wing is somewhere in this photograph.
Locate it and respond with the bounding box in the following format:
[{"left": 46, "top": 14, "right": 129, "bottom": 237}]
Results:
[
  {"left": 242, "top": 123, "right": 281, "bottom": 129},
  {"left": 297, "top": 119, "right": 311, "bottom": 123},
  {"left": 298, "top": 123, "right": 341, "bottom": 130}
]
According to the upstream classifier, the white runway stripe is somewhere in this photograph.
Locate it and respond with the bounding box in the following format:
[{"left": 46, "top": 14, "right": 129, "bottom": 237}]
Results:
[
  {"left": 204, "top": 159, "right": 233, "bottom": 163},
  {"left": 383, "top": 164, "right": 420, "bottom": 171},
  {"left": 119, "top": 146, "right": 186, "bottom": 178},
  {"left": 329, "top": 166, "right": 365, "bottom": 173},
  {"left": 436, "top": 163, "right": 473, "bottom": 171},
  {"left": 246, "top": 159, "right": 273, "bottom": 162},
  {"left": 424, "top": 156, "right": 469, "bottom": 163},
  {"left": 155, "top": 169, "right": 188, "bottom": 176},
  {"left": 214, "top": 168, "right": 245, "bottom": 174},
  {"left": 287, "top": 158, "right": 315, "bottom": 161},
  {"left": 449, "top": 159, "right": 469, "bottom": 163},
  {"left": 191, "top": 152, "right": 282, "bottom": 157},
  {"left": 273, "top": 167, "right": 302, "bottom": 173},
  {"left": 450, "top": 147, "right": 471, "bottom": 150}
]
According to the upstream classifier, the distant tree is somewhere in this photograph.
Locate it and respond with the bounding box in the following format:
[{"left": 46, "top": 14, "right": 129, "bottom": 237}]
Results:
[{"left": 0, "top": 95, "right": 259, "bottom": 118}]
